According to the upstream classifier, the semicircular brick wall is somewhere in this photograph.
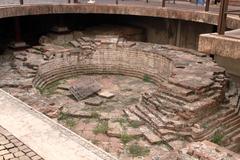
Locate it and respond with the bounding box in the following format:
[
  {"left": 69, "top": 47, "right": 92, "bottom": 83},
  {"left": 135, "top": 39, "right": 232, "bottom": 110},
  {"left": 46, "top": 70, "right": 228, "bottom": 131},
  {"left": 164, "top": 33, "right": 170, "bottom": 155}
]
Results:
[{"left": 33, "top": 43, "right": 173, "bottom": 90}]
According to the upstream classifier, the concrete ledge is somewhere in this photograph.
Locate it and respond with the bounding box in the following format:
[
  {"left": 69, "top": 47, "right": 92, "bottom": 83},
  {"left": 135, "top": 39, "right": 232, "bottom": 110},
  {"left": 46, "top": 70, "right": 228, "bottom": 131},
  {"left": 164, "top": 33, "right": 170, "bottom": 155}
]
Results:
[
  {"left": 0, "top": 89, "right": 117, "bottom": 160},
  {"left": 198, "top": 32, "right": 240, "bottom": 59},
  {"left": 0, "top": 4, "right": 239, "bottom": 29}
]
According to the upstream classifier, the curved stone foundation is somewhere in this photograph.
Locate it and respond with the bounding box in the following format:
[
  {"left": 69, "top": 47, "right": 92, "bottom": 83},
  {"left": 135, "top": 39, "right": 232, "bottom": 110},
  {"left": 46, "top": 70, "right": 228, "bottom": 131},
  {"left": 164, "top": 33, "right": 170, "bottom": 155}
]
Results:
[
  {"left": 33, "top": 35, "right": 226, "bottom": 121},
  {"left": 7, "top": 33, "right": 240, "bottom": 153}
]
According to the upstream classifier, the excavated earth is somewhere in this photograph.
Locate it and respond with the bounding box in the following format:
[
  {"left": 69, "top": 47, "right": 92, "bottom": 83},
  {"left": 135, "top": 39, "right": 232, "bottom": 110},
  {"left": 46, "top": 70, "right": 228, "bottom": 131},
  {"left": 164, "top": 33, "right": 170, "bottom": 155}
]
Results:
[{"left": 0, "top": 26, "right": 240, "bottom": 160}]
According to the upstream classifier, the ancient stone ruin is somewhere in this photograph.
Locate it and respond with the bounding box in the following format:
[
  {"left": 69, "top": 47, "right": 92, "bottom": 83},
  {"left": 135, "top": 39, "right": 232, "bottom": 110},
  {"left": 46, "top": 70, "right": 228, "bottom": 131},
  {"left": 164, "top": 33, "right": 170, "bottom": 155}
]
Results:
[{"left": 0, "top": 27, "right": 239, "bottom": 159}]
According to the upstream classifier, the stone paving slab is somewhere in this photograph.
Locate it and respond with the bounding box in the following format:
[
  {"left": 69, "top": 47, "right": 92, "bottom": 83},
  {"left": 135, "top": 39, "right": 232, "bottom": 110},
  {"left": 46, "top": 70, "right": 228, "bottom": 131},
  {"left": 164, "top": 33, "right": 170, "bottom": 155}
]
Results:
[
  {"left": 0, "top": 89, "right": 117, "bottom": 160},
  {"left": 0, "top": 125, "right": 44, "bottom": 160}
]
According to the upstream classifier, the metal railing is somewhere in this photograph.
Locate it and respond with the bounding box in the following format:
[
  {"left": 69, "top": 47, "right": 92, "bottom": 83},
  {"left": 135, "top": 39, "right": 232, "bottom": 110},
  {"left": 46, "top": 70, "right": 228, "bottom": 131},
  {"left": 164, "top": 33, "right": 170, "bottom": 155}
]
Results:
[
  {"left": 217, "top": 0, "right": 240, "bottom": 35},
  {"left": 6, "top": 0, "right": 239, "bottom": 35}
]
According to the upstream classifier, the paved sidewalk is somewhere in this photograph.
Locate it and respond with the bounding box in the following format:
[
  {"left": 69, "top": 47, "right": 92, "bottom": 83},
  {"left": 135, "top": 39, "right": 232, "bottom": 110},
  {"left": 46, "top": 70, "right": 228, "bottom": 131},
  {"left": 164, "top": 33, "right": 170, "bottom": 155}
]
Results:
[
  {"left": 0, "top": 89, "right": 117, "bottom": 160},
  {"left": 0, "top": 126, "right": 44, "bottom": 160}
]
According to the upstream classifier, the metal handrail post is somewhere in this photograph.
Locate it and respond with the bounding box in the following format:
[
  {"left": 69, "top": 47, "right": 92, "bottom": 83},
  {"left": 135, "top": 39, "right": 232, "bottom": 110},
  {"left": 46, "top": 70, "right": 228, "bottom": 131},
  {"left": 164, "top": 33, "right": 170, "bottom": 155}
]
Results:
[
  {"left": 162, "top": 0, "right": 166, "bottom": 7},
  {"left": 205, "top": 0, "right": 210, "bottom": 11},
  {"left": 217, "top": 0, "right": 229, "bottom": 35}
]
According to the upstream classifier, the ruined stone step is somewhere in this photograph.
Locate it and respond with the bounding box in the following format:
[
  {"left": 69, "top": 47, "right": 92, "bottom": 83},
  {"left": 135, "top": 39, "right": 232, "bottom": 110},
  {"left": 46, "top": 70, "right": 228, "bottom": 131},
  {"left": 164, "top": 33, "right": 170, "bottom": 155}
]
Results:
[
  {"left": 199, "top": 108, "right": 235, "bottom": 128},
  {"left": 159, "top": 81, "right": 194, "bottom": 96},
  {"left": 226, "top": 143, "right": 240, "bottom": 153},
  {"left": 210, "top": 82, "right": 224, "bottom": 90},
  {"left": 223, "top": 121, "right": 240, "bottom": 137},
  {"left": 158, "top": 128, "right": 177, "bottom": 136},
  {"left": 201, "top": 89, "right": 218, "bottom": 99},
  {"left": 154, "top": 97, "right": 181, "bottom": 111},
  {"left": 193, "top": 114, "right": 236, "bottom": 141},
  {"left": 142, "top": 99, "right": 177, "bottom": 122},
  {"left": 141, "top": 96, "right": 178, "bottom": 115},
  {"left": 162, "top": 134, "right": 179, "bottom": 142},
  {"left": 140, "top": 126, "right": 162, "bottom": 144},
  {"left": 135, "top": 105, "right": 165, "bottom": 128},
  {"left": 155, "top": 92, "right": 186, "bottom": 106},
  {"left": 168, "top": 76, "right": 214, "bottom": 94},
  {"left": 194, "top": 127, "right": 219, "bottom": 142},
  {"left": 143, "top": 103, "right": 170, "bottom": 125},
  {"left": 123, "top": 109, "right": 142, "bottom": 123},
  {"left": 231, "top": 133, "right": 240, "bottom": 143},
  {"left": 222, "top": 112, "right": 240, "bottom": 126},
  {"left": 224, "top": 116, "right": 240, "bottom": 129},
  {"left": 158, "top": 87, "right": 199, "bottom": 103},
  {"left": 129, "top": 105, "right": 152, "bottom": 126},
  {"left": 193, "top": 109, "right": 236, "bottom": 140},
  {"left": 195, "top": 113, "right": 240, "bottom": 141}
]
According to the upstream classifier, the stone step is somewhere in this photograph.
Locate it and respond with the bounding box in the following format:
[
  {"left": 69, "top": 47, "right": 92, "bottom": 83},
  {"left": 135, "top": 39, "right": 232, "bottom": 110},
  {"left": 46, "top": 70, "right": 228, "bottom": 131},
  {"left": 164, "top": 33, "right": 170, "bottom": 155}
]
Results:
[
  {"left": 123, "top": 109, "right": 142, "bottom": 123},
  {"left": 223, "top": 122, "right": 240, "bottom": 138},
  {"left": 222, "top": 112, "right": 240, "bottom": 126},
  {"left": 206, "top": 107, "right": 234, "bottom": 122},
  {"left": 193, "top": 109, "right": 237, "bottom": 140},
  {"left": 193, "top": 127, "right": 219, "bottom": 141},
  {"left": 158, "top": 87, "right": 199, "bottom": 103},
  {"left": 169, "top": 75, "right": 215, "bottom": 93},
  {"left": 160, "top": 81, "right": 194, "bottom": 97},
  {"left": 196, "top": 113, "right": 240, "bottom": 141},
  {"left": 143, "top": 103, "right": 169, "bottom": 125},
  {"left": 231, "top": 133, "right": 240, "bottom": 143},
  {"left": 140, "top": 126, "right": 162, "bottom": 144},
  {"left": 129, "top": 105, "right": 162, "bottom": 135},
  {"left": 226, "top": 143, "right": 240, "bottom": 153},
  {"left": 158, "top": 128, "right": 177, "bottom": 136},
  {"left": 154, "top": 96, "right": 182, "bottom": 111},
  {"left": 224, "top": 116, "right": 240, "bottom": 129},
  {"left": 141, "top": 96, "right": 176, "bottom": 117},
  {"left": 154, "top": 92, "right": 186, "bottom": 106},
  {"left": 199, "top": 108, "right": 235, "bottom": 129},
  {"left": 129, "top": 105, "right": 152, "bottom": 126},
  {"left": 201, "top": 89, "right": 217, "bottom": 99},
  {"left": 135, "top": 105, "right": 165, "bottom": 128}
]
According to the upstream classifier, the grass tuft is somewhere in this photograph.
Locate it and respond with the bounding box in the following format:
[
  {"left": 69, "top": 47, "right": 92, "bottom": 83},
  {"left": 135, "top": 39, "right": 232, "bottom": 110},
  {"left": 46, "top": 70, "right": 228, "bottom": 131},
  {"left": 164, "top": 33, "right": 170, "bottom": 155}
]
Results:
[
  {"left": 128, "top": 144, "right": 150, "bottom": 157},
  {"left": 91, "top": 112, "right": 100, "bottom": 119},
  {"left": 93, "top": 121, "right": 108, "bottom": 134},
  {"left": 211, "top": 131, "right": 224, "bottom": 145},
  {"left": 128, "top": 120, "right": 142, "bottom": 128},
  {"left": 143, "top": 74, "right": 151, "bottom": 83},
  {"left": 58, "top": 112, "right": 76, "bottom": 129},
  {"left": 120, "top": 133, "right": 135, "bottom": 144},
  {"left": 114, "top": 117, "right": 128, "bottom": 126}
]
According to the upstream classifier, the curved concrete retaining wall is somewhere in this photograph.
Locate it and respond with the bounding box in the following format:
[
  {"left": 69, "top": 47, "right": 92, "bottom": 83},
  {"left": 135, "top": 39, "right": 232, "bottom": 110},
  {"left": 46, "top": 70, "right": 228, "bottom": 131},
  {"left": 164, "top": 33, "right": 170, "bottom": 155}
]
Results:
[{"left": 0, "top": 4, "right": 239, "bottom": 29}]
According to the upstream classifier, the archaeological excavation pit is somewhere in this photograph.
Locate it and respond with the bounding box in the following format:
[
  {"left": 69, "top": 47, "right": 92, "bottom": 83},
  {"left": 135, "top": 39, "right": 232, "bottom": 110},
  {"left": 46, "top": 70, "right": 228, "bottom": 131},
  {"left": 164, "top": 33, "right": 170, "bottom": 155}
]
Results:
[{"left": 0, "top": 10, "right": 240, "bottom": 160}]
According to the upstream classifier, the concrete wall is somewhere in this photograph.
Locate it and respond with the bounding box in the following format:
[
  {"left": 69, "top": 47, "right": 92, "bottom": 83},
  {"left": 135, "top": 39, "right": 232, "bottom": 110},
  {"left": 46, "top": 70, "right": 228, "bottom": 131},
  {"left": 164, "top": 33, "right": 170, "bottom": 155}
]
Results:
[
  {"left": 123, "top": 16, "right": 215, "bottom": 49},
  {"left": 0, "top": 4, "right": 239, "bottom": 30}
]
